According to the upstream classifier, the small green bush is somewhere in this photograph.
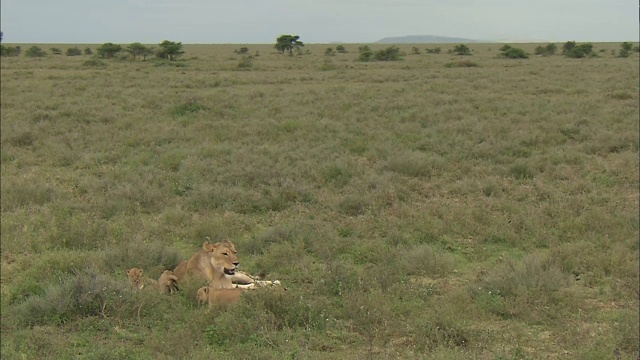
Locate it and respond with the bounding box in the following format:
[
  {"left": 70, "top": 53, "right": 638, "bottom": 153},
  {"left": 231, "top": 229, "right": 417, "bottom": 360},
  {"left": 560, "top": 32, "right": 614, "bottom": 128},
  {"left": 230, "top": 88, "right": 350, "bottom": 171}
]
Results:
[
  {"left": 25, "top": 46, "right": 47, "bottom": 58},
  {"left": 83, "top": 47, "right": 93, "bottom": 55},
  {"left": 453, "top": 44, "right": 472, "bottom": 55},
  {"left": 234, "top": 47, "right": 249, "bottom": 54},
  {"left": 66, "top": 47, "right": 82, "bottom": 56},
  {"left": 563, "top": 41, "right": 594, "bottom": 58},
  {"left": 500, "top": 47, "right": 528, "bottom": 59},
  {"left": 335, "top": 45, "right": 347, "bottom": 53},
  {"left": 617, "top": 42, "right": 633, "bottom": 58},
  {"left": 1, "top": 45, "right": 21, "bottom": 56},
  {"left": 356, "top": 45, "right": 374, "bottom": 62},
  {"left": 425, "top": 47, "right": 441, "bottom": 54},
  {"left": 50, "top": 47, "right": 62, "bottom": 55},
  {"left": 534, "top": 43, "right": 557, "bottom": 56},
  {"left": 374, "top": 46, "right": 402, "bottom": 61}
]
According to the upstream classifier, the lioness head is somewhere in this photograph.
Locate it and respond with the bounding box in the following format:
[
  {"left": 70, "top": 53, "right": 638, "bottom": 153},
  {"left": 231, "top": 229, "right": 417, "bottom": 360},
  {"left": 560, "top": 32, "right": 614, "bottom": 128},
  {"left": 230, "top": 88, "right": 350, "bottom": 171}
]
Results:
[
  {"left": 202, "top": 240, "right": 239, "bottom": 276},
  {"left": 126, "top": 268, "right": 144, "bottom": 289}
]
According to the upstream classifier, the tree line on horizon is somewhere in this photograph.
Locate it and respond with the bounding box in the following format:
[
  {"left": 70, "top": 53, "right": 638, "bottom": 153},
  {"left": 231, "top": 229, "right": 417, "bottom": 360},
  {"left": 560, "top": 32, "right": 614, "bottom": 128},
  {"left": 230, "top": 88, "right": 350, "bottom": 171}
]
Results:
[{"left": 1, "top": 31, "right": 637, "bottom": 60}]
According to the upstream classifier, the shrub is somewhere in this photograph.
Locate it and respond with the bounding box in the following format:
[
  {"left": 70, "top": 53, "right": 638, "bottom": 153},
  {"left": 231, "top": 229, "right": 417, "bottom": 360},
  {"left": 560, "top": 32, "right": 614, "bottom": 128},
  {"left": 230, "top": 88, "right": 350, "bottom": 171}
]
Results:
[
  {"left": 356, "top": 46, "right": 374, "bottom": 62},
  {"left": 499, "top": 44, "right": 512, "bottom": 52},
  {"left": 25, "top": 46, "right": 47, "bottom": 58},
  {"left": 471, "top": 252, "right": 572, "bottom": 298},
  {"left": 7, "top": 269, "right": 129, "bottom": 327},
  {"left": 374, "top": 46, "right": 402, "bottom": 61},
  {"left": 411, "top": 46, "right": 421, "bottom": 55},
  {"left": 618, "top": 42, "right": 633, "bottom": 58},
  {"left": 234, "top": 47, "right": 249, "bottom": 54},
  {"left": 453, "top": 44, "right": 472, "bottom": 55},
  {"left": 426, "top": 47, "right": 441, "bottom": 54},
  {"left": 50, "top": 47, "right": 62, "bottom": 55},
  {"left": 562, "top": 41, "right": 576, "bottom": 54},
  {"left": 83, "top": 47, "right": 93, "bottom": 55},
  {"left": 500, "top": 47, "right": 528, "bottom": 59},
  {"left": 236, "top": 56, "right": 253, "bottom": 70},
  {"left": 535, "top": 43, "right": 557, "bottom": 56},
  {"left": 324, "top": 47, "right": 335, "bottom": 56},
  {"left": 562, "top": 41, "right": 594, "bottom": 58},
  {"left": 565, "top": 43, "right": 594, "bottom": 58},
  {"left": 1, "top": 45, "right": 21, "bottom": 56},
  {"left": 66, "top": 47, "right": 82, "bottom": 56},
  {"left": 335, "top": 45, "right": 347, "bottom": 53}
]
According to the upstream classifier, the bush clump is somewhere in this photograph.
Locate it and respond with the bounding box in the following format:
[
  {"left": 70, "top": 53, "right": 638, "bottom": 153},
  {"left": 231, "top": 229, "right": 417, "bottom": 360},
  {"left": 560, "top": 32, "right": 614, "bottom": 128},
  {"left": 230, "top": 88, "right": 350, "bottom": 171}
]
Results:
[
  {"left": 66, "top": 47, "right": 82, "bottom": 56},
  {"left": 25, "top": 46, "right": 47, "bottom": 58},
  {"left": 357, "top": 46, "right": 403, "bottom": 62},
  {"left": 499, "top": 45, "right": 528, "bottom": 59},
  {"left": 1, "top": 45, "right": 21, "bottom": 57},
  {"left": 563, "top": 41, "right": 594, "bottom": 58},
  {"left": 617, "top": 42, "right": 633, "bottom": 58},
  {"left": 534, "top": 43, "right": 557, "bottom": 56},
  {"left": 452, "top": 44, "right": 472, "bottom": 55}
]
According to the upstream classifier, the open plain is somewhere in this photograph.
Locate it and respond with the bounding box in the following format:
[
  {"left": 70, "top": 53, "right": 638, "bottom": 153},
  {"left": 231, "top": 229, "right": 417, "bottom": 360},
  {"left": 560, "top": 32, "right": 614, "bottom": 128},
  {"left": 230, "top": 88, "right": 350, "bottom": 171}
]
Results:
[{"left": 1, "top": 42, "right": 638, "bottom": 359}]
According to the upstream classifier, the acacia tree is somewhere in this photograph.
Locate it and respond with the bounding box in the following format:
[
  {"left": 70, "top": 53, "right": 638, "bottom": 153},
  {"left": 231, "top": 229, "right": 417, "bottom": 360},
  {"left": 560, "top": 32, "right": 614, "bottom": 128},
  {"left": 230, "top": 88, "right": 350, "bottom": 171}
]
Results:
[
  {"left": 157, "top": 40, "right": 184, "bottom": 61},
  {"left": 127, "top": 42, "right": 154, "bottom": 61},
  {"left": 274, "top": 35, "right": 304, "bottom": 55},
  {"left": 96, "top": 43, "right": 122, "bottom": 58}
]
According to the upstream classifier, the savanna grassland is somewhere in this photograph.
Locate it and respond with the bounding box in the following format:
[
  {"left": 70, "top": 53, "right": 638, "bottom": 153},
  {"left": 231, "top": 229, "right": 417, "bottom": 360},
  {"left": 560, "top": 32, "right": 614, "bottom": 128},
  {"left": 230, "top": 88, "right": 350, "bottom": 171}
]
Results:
[{"left": 1, "top": 42, "right": 638, "bottom": 359}]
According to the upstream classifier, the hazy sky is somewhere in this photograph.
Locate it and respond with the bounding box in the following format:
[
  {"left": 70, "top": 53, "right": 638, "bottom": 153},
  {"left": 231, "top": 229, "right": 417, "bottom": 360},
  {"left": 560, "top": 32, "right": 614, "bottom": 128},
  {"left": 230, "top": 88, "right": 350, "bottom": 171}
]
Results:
[{"left": 1, "top": 0, "right": 638, "bottom": 44}]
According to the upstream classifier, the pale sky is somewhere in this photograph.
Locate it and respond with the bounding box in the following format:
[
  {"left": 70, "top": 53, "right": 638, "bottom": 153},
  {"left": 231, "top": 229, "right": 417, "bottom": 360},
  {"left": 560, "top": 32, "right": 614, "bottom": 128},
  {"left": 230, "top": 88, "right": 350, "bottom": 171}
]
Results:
[{"left": 1, "top": 0, "right": 638, "bottom": 44}]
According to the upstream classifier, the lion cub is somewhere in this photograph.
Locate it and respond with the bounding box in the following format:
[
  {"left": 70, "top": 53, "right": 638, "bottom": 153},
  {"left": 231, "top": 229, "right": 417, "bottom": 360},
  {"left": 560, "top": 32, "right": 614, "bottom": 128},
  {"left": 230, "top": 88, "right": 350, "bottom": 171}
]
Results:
[
  {"left": 126, "top": 268, "right": 158, "bottom": 290},
  {"left": 158, "top": 270, "right": 180, "bottom": 294},
  {"left": 196, "top": 286, "right": 242, "bottom": 307}
]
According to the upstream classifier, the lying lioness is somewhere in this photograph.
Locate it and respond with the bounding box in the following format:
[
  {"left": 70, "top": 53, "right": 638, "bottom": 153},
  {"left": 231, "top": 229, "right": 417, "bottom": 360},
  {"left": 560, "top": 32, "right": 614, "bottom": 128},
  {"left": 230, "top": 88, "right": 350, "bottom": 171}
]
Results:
[{"left": 173, "top": 240, "right": 256, "bottom": 287}]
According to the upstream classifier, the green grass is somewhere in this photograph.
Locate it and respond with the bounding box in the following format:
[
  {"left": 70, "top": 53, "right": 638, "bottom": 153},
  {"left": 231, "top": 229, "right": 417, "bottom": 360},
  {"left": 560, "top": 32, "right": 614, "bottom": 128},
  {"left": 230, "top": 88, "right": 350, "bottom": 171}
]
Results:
[{"left": 1, "top": 42, "right": 639, "bottom": 359}]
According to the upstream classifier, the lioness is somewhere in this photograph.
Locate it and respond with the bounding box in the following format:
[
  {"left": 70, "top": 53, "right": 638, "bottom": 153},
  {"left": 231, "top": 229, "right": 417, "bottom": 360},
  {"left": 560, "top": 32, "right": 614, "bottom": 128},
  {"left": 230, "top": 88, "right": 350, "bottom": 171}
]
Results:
[
  {"left": 126, "top": 268, "right": 158, "bottom": 290},
  {"left": 158, "top": 270, "right": 180, "bottom": 294},
  {"left": 173, "top": 240, "right": 242, "bottom": 289}
]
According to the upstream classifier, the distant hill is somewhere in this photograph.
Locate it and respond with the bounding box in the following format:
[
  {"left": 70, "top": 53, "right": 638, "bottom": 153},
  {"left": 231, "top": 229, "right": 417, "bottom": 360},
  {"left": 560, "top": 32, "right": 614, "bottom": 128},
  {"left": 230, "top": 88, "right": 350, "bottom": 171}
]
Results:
[{"left": 376, "top": 35, "right": 488, "bottom": 44}]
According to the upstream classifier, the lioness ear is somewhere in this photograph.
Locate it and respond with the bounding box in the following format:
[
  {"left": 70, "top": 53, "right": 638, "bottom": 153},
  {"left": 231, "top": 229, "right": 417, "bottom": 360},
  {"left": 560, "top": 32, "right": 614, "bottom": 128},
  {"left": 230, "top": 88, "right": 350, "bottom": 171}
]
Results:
[
  {"left": 126, "top": 269, "right": 131, "bottom": 275},
  {"left": 202, "top": 241, "right": 210, "bottom": 250}
]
